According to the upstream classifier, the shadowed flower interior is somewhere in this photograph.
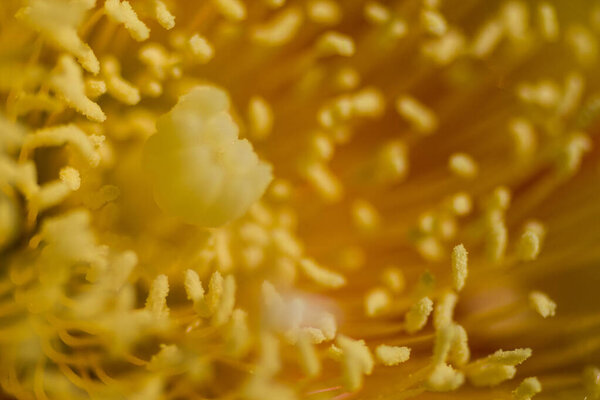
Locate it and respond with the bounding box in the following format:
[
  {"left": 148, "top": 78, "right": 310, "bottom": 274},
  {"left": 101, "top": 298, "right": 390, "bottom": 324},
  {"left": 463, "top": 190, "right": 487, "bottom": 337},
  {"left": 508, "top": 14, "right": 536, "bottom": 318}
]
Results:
[{"left": 0, "top": 0, "right": 599, "bottom": 399}]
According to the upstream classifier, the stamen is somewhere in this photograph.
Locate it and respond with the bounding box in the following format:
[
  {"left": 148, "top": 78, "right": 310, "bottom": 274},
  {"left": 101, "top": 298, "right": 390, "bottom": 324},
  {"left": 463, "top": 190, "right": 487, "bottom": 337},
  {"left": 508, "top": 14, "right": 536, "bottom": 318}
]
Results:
[
  {"left": 375, "top": 345, "right": 410, "bottom": 366},
  {"left": 396, "top": 95, "right": 438, "bottom": 134},
  {"left": 509, "top": 118, "right": 537, "bottom": 158},
  {"left": 101, "top": 57, "right": 141, "bottom": 105},
  {"left": 104, "top": 0, "right": 150, "bottom": 42},
  {"left": 351, "top": 199, "right": 381, "bottom": 232},
  {"left": 433, "top": 291, "right": 458, "bottom": 330},
  {"left": 449, "top": 324, "right": 470, "bottom": 366},
  {"left": 307, "top": 0, "right": 341, "bottom": 25},
  {"left": 518, "top": 230, "right": 541, "bottom": 261},
  {"left": 85, "top": 79, "right": 107, "bottom": 99},
  {"left": 248, "top": 96, "right": 274, "bottom": 141},
  {"left": 381, "top": 267, "right": 405, "bottom": 294},
  {"left": 448, "top": 153, "right": 478, "bottom": 179},
  {"left": 297, "top": 333, "right": 321, "bottom": 377},
  {"left": 427, "top": 363, "right": 465, "bottom": 391},
  {"left": 565, "top": 25, "right": 598, "bottom": 66},
  {"left": 300, "top": 161, "right": 343, "bottom": 202},
  {"left": 145, "top": 274, "right": 169, "bottom": 319},
  {"left": 212, "top": 0, "right": 247, "bottom": 21},
  {"left": 405, "top": 297, "right": 433, "bottom": 334},
  {"left": 451, "top": 244, "right": 468, "bottom": 292},
  {"left": 252, "top": 7, "right": 303, "bottom": 46},
  {"left": 537, "top": 2, "right": 558, "bottom": 42},
  {"left": 487, "top": 218, "right": 508, "bottom": 263},
  {"left": 50, "top": 55, "right": 105, "bottom": 122},
  {"left": 364, "top": 2, "right": 390, "bottom": 25},
  {"left": 471, "top": 19, "right": 504, "bottom": 58},
  {"left": 152, "top": 0, "right": 175, "bottom": 30},
  {"left": 211, "top": 275, "right": 236, "bottom": 326},
  {"left": 364, "top": 287, "right": 391, "bottom": 317},
  {"left": 421, "top": 9, "right": 447, "bottom": 36},
  {"left": 513, "top": 377, "right": 542, "bottom": 400},
  {"left": 299, "top": 258, "right": 346, "bottom": 289},
  {"left": 316, "top": 32, "right": 355, "bottom": 57},
  {"left": 16, "top": 0, "right": 99, "bottom": 73},
  {"left": 59, "top": 167, "right": 80, "bottom": 191},
  {"left": 337, "top": 335, "right": 374, "bottom": 391},
  {"left": 529, "top": 291, "right": 556, "bottom": 318},
  {"left": 21, "top": 125, "right": 100, "bottom": 167},
  {"left": 501, "top": 1, "right": 529, "bottom": 41},
  {"left": 189, "top": 34, "right": 214, "bottom": 64}
]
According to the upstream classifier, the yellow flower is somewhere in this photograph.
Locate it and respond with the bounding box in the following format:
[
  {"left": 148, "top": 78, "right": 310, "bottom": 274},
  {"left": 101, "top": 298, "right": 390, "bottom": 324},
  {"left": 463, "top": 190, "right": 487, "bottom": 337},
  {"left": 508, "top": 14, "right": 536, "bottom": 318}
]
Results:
[{"left": 0, "top": 0, "right": 599, "bottom": 399}]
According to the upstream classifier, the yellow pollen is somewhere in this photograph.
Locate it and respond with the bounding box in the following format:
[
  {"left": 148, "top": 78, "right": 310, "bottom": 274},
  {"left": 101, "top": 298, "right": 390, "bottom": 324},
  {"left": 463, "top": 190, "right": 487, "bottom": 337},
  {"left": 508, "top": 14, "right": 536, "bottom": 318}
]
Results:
[
  {"left": 248, "top": 96, "right": 274, "bottom": 140},
  {"left": 59, "top": 166, "right": 80, "bottom": 191},
  {"left": 529, "top": 291, "right": 556, "bottom": 318},
  {"left": 21, "top": 124, "right": 101, "bottom": 167},
  {"left": 336, "top": 335, "right": 374, "bottom": 391},
  {"left": 381, "top": 266, "right": 405, "bottom": 294},
  {"left": 252, "top": 7, "right": 303, "bottom": 46},
  {"left": 433, "top": 291, "right": 458, "bottom": 330},
  {"left": 351, "top": 87, "right": 385, "bottom": 117},
  {"left": 101, "top": 57, "right": 141, "bottom": 105},
  {"left": 335, "top": 66, "right": 360, "bottom": 90},
  {"left": 432, "top": 323, "right": 455, "bottom": 365},
  {"left": 422, "top": 29, "right": 466, "bottom": 65},
  {"left": 427, "top": 363, "right": 465, "bottom": 391},
  {"left": 307, "top": 0, "right": 341, "bottom": 25},
  {"left": 184, "top": 269, "right": 205, "bottom": 303},
  {"left": 104, "top": 0, "right": 150, "bottom": 42},
  {"left": 566, "top": 25, "right": 598, "bottom": 66},
  {"left": 364, "top": 287, "right": 391, "bottom": 317},
  {"left": 513, "top": 377, "right": 542, "bottom": 400},
  {"left": 558, "top": 132, "right": 592, "bottom": 176},
  {"left": 308, "top": 131, "right": 334, "bottom": 161},
  {"left": 375, "top": 345, "right": 410, "bottom": 366},
  {"left": 450, "top": 324, "right": 470, "bottom": 366},
  {"left": 351, "top": 198, "right": 381, "bottom": 232},
  {"left": 369, "top": 140, "right": 408, "bottom": 183},
  {"left": 448, "top": 153, "right": 478, "bottom": 179},
  {"left": 501, "top": 0, "right": 529, "bottom": 41},
  {"left": 16, "top": 0, "right": 99, "bottom": 73},
  {"left": 509, "top": 117, "right": 537, "bottom": 158},
  {"left": 50, "top": 55, "right": 105, "bottom": 122},
  {"left": 212, "top": 0, "right": 247, "bottom": 21},
  {"left": 299, "top": 257, "right": 346, "bottom": 289},
  {"left": 364, "top": 1, "right": 390, "bottom": 25},
  {"left": 212, "top": 274, "right": 236, "bottom": 326},
  {"left": 451, "top": 244, "right": 468, "bottom": 292},
  {"left": 316, "top": 31, "right": 355, "bottom": 57},
  {"left": 405, "top": 296, "right": 433, "bottom": 334},
  {"left": 145, "top": 274, "right": 170, "bottom": 319},
  {"left": 301, "top": 161, "right": 343, "bottom": 202},
  {"left": 152, "top": 0, "right": 175, "bottom": 30},
  {"left": 487, "top": 217, "right": 508, "bottom": 263},
  {"left": 297, "top": 333, "right": 321, "bottom": 377},
  {"left": 537, "top": 3, "right": 558, "bottom": 41},
  {"left": 558, "top": 72, "right": 585, "bottom": 117},
  {"left": 471, "top": 19, "right": 504, "bottom": 58},
  {"left": 85, "top": 78, "right": 107, "bottom": 98},
  {"left": 518, "top": 230, "right": 541, "bottom": 261},
  {"left": 189, "top": 34, "right": 214, "bottom": 64},
  {"left": 421, "top": 9, "right": 447, "bottom": 36},
  {"left": 447, "top": 192, "right": 472, "bottom": 216},
  {"left": 396, "top": 95, "right": 438, "bottom": 134}
]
